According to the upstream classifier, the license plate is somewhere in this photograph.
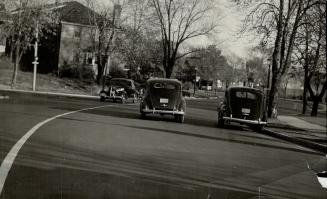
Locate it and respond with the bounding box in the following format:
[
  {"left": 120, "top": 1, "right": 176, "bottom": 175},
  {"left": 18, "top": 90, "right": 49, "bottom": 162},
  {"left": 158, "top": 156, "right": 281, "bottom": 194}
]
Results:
[
  {"left": 242, "top": 108, "right": 250, "bottom": 114},
  {"left": 160, "top": 98, "right": 168, "bottom": 103}
]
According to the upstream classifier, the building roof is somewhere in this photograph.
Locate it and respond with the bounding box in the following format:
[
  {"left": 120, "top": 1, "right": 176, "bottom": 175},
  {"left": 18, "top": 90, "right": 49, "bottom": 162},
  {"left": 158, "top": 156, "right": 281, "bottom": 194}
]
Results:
[
  {"left": 52, "top": 1, "right": 103, "bottom": 26},
  {"left": 10, "top": 1, "right": 105, "bottom": 26}
]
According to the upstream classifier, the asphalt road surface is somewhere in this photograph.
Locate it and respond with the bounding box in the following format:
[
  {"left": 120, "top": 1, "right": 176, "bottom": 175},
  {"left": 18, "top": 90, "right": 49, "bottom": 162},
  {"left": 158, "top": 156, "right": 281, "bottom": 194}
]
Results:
[{"left": 0, "top": 93, "right": 326, "bottom": 199}]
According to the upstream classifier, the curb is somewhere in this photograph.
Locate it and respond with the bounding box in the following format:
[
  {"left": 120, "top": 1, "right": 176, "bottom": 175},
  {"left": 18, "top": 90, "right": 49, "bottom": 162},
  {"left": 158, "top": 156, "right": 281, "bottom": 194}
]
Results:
[
  {"left": 0, "top": 88, "right": 98, "bottom": 101},
  {"left": 262, "top": 128, "right": 327, "bottom": 154}
]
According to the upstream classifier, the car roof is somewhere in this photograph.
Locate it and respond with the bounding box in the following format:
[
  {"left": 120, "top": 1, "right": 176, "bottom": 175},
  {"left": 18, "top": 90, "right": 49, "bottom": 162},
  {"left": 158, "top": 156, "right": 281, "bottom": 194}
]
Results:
[
  {"left": 147, "top": 78, "right": 182, "bottom": 85},
  {"left": 110, "top": 78, "right": 133, "bottom": 82},
  {"left": 227, "top": 86, "right": 264, "bottom": 94}
]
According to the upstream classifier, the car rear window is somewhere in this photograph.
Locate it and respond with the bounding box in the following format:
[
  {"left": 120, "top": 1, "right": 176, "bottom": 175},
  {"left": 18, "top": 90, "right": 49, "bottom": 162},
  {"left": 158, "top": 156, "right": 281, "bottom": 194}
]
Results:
[
  {"left": 235, "top": 91, "right": 257, "bottom": 100},
  {"left": 153, "top": 82, "right": 177, "bottom": 90}
]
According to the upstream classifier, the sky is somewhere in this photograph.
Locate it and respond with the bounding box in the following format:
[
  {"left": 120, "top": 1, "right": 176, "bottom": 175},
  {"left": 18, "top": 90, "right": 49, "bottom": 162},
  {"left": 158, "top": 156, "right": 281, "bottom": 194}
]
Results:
[
  {"left": 188, "top": 0, "right": 257, "bottom": 58},
  {"left": 92, "top": 0, "right": 256, "bottom": 58},
  {"left": 63, "top": 0, "right": 255, "bottom": 58}
]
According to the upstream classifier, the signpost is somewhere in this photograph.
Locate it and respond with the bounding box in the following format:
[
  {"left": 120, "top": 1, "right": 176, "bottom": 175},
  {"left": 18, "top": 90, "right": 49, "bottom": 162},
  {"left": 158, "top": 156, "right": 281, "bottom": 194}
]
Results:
[{"left": 32, "top": 21, "right": 39, "bottom": 91}]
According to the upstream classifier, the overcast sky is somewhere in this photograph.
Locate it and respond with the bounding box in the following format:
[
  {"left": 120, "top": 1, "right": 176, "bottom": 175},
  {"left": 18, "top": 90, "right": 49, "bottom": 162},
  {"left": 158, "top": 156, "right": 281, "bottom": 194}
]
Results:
[
  {"left": 189, "top": 0, "right": 256, "bottom": 58},
  {"left": 89, "top": 0, "right": 256, "bottom": 58}
]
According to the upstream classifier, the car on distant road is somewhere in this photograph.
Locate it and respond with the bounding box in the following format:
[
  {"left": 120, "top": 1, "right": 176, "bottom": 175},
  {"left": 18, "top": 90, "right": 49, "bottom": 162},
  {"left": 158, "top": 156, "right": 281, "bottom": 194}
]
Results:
[
  {"left": 217, "top": 86, "right": 267, "bottom": 130},
  {"left": 140, "top": 78, "right": 186, "bottom": 123},
  {"left": 99, "top": 78, "right": 139, "bottom": 103}
]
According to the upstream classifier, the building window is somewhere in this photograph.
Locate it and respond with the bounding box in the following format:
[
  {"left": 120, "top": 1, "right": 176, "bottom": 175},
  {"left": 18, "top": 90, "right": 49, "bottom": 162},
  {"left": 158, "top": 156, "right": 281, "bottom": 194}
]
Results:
[{"left": 74, "top": 26, "right": 82, "bottom": 38}]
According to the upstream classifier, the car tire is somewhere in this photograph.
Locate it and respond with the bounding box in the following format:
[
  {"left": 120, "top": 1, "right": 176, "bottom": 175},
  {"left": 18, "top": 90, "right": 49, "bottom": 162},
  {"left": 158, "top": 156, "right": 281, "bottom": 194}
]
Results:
[
  {"left": 100, "top": 92, "right": 106, "bottom": 102},
  {"left": 217, "top": 112, "right": 224, "bottom": 127},
  {"left": 217, "top": 118, "right": 224, "bottom": 127},
  {"left": 121, "top": 94, "right": 127, "bottom": 104},
  {"left": 175, "top": 114, "right": 184, "bottom": 123},
  {"left": 251, "top": 124, "right": 264, "bottom": 132},
  {"left": 140, "top": 112, "right": 146, "bottom": 119},
  {"left": 257, "top": 125, "right": 265, "bottom": 132}
]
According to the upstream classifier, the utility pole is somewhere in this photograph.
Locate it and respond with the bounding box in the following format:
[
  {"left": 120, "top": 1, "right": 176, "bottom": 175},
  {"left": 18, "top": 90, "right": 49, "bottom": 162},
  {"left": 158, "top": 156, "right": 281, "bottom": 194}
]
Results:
[
  {"left": 266, "top": 58, "right": 271, "bottom": 110},
  {"left": 193, "top": 68, "right": 197, "bottom": 96},
  {"left": 32, "top": 21, "right": 39, "bottom": 91}
]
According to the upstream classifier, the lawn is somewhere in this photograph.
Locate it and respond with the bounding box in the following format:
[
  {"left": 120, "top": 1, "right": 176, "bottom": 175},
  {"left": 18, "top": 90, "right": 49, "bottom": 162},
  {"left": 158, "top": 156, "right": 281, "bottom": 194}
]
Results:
[{"left": 0, "top": 57, "right": 100, "bottom": 95}]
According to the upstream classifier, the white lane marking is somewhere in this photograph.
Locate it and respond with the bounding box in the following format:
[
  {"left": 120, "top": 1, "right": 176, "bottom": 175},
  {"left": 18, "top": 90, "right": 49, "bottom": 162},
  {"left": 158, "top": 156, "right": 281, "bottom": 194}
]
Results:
[{"left": 0, "top": 104, "right": 114, "bottom": 194}]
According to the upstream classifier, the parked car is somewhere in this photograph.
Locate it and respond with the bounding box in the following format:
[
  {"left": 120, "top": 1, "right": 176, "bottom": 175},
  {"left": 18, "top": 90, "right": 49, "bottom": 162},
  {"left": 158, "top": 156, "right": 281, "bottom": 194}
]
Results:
[
  {"left": 217, "top": 86, "right": 267, "bottom": 130},
  {"left": 140, "top": 78, "right": 186, "bottom": 123},
  {"left": 99, "top": 78, "right": 139, "bottom": 103}
]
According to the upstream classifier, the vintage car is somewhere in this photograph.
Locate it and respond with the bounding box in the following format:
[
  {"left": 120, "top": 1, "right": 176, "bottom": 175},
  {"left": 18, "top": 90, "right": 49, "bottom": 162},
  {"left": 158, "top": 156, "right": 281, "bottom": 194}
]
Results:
[
  {"left": 99, "top": 78, "right": 139, "bottom": 103},
  {"left": 217, "top": 87, "right": 267, "bottom": 130},
  {"left": 140, "top": 78, "right": 186, "bottom": 123}
]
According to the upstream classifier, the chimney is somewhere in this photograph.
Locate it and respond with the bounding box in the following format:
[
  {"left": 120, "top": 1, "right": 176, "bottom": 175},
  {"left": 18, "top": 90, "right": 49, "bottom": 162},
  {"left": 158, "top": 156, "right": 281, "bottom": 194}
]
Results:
[{"left": 113, "top": 4, "right": 121, "bottom": 27}]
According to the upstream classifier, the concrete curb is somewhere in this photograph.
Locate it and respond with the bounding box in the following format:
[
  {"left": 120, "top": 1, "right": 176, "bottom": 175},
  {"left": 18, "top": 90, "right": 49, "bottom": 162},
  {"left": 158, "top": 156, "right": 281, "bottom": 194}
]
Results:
[
  {"left": 262, "top": 128, "right": 327, "bottom": 154},
  {"left": 0, "top": 88, "right": 98, "bottom": 100},
  {"left": 1, "top": 88, "right": 219, "bottom": 101}
]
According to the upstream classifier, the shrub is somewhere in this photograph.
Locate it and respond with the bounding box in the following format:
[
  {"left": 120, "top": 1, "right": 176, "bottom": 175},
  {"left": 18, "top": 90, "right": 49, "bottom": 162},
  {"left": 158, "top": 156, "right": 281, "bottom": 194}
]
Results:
[{"left": 59, "top": 64, "right": 95, "bottom": 83}]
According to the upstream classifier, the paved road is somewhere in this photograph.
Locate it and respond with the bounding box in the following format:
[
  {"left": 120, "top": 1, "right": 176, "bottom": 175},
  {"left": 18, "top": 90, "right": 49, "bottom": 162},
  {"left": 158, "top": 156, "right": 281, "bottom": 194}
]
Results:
[{"left": 0, "top": 94, "right": 326, "bottom": 199}]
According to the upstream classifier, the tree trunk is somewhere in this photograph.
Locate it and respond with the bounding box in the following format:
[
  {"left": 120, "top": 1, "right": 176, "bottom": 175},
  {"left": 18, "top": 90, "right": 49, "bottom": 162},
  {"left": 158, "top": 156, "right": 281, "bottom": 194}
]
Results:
[
  {"left": 311, "top": 98, "right": 319, "bottom": 117},
  {"left": 165, "top": 66, "right": 173, "bottom": 78},
  {"left": 11, "top": 62, "right": 18, "bottom": 88},
  {"left": 267, "top": 0, "right": 283, "bottom": 118},
  {"left": 268, "top": 72, "right": 280, "bottom": 117},
  {"left": 165, "top": 59, "right": 174, "bottom": 78},
  {"left": 302, "top": 85, "right": 308, "bottom": 114},
  {"left": 11, "top": 45, "right": 21, "bottom": 87},
  {"left": 302, "top": 69, "right": 309, "bottom": 114}
]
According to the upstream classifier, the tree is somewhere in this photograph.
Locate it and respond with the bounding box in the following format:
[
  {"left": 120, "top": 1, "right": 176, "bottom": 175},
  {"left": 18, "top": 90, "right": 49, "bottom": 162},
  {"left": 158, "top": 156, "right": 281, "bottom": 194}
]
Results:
[
  {"left": 85, "top": 0, "right": 121, "bottom": 84},
  {"left": 116, "top": 0, "right": 162, "bottom": 80},
  {"left": 245, "top": 56, "right": 267, "bottom": 87},
  {"left": 150, "top": 0, "right": 217, "bottom": 78},
  {"left": 234, "top": 0, "right": 325, "bottom": 117},
  {"left": 294, "top": 3, "right": 326, "bottom": 116},
  {"left": 0, "top": 0, "right": 56, "bottom": 87},
  {"left": 226, "top": 53, "right": 247, "bottom": 86}
]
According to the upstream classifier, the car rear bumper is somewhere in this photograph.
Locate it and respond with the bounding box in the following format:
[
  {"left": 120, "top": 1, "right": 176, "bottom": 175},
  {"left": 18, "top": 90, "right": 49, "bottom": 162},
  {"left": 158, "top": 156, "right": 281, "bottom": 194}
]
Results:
[
  {"left": 142, "top": 108, "right": 185, "bottom": 115},
  {"left": 100, "top": 93, "right": 124, "bottom": 100},
  {"left": 223, "top": 116, "right": 267, "bottom": 125}
]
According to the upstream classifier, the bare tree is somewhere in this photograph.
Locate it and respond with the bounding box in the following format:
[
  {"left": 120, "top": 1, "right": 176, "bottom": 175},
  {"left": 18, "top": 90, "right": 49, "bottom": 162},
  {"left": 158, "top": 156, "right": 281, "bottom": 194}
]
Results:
[
  {"left": 116, "top": 0, "right": 162, "bottom": 79},
  {"left": 234, "top": 0, "right": 325, "bottom": 117},
  {"left": 150, "top": 0, "right": 218, "bottom": 78},
  {"left": 85, "top": 0, "right": 121, "bottom": 84},
  {"left": 0, "top": 0, "right": 56, "bottom": 87},
  {"left": 294, "top": 3, "right": 326, "bottom": 116}
]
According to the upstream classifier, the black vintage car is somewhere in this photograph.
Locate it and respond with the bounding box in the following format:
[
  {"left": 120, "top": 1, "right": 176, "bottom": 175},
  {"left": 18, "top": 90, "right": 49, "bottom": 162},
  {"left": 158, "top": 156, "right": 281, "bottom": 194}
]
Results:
[
  {"left": 140, "top": 78, "right": 186, "bottom": 123},
  {"left": 217, "top": 87, "right": 267, "bottom": 130},
  {"left": 99, "top": 78, "right": 139, "bottom": 103}
]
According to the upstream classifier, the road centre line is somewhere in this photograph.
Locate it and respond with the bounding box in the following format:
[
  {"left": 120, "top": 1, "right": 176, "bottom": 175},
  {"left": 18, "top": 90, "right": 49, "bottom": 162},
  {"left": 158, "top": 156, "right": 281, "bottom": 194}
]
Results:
[{"left": 0, "top": 104, "right": 116, "bottom": 195}]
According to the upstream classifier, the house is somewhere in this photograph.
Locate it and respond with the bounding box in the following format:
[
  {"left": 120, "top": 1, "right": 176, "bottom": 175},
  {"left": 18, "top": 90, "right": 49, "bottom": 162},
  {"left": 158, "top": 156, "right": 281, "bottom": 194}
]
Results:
[
  {"left": 54, "top": 1, "right": 102, "bottom": 75},
  {"left": 4, "top": 1, "right": 121, "bottom": 76}
]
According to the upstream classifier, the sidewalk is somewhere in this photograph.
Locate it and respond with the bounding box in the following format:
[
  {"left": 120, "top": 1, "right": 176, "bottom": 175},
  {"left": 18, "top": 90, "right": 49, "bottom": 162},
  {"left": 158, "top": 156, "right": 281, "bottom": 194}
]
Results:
[
  {"left": 266, "top": 115, "right": 327, "bottom": 153},
  {"left": 278, "top": 115, "right": 326, "bottom": 132},
  {"left": 0, "top": 88, "right": 98, "bottom": 100}
]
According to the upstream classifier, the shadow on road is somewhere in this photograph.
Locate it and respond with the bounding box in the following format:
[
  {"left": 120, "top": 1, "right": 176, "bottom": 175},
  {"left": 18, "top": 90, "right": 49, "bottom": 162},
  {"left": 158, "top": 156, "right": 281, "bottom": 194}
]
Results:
[
  {"left": 49, "top": 105, "right": 319, "bottom": 155},
  {"left": 50, "top": 105, "right": 219, "bottom": 129}
]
